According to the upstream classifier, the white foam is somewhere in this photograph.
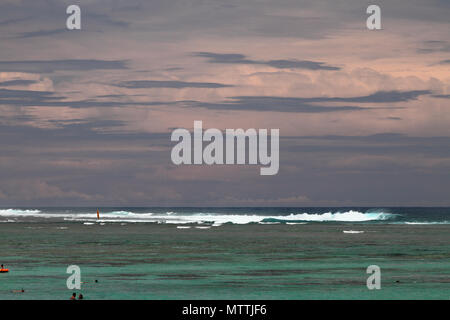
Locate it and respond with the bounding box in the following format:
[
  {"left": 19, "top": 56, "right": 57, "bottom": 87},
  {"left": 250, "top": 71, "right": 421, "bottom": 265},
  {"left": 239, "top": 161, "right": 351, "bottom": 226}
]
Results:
[
  {"left": 285, "top": 210, "right": 391, "bottom": 222},
  {"left": 343, "top": 230, "right": 365, "bottom": 234},
  {"left": 404, "top": 221, "right": 450, "bottom": 225},
  {"left": 0, "top": 209, "right": 42, "bottom": 216},
  {"left": 0, "top": 208, "right": 396, "bottom": 224}
]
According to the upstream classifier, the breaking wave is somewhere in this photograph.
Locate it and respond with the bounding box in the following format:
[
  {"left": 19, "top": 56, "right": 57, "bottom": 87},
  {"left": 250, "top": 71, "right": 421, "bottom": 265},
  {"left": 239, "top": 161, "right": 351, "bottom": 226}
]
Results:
[
  {"left": 0, "top": 209, "right": 42, "bottom": 216},
  {"left": 0, "top": 209, "right": 397, "bottom": 224},
  {"left": 267, "top": 210, "right": 392, "bottom": 222}
]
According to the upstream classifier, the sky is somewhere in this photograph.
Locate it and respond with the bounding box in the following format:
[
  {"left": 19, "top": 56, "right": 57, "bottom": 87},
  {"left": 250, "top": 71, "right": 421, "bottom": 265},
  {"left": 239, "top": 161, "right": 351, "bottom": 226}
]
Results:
[{"left": 0, "top": 0, "right": 449, "bottom": 207}]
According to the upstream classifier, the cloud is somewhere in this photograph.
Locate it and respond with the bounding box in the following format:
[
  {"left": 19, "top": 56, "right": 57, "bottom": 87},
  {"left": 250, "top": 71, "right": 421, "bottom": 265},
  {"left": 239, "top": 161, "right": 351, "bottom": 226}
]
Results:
[
  {"left": 417, "top": 41, "right": 450, "bottom": 53},
  {"left": 0, "top": 60, "right": 128, "bottom": 73},
  {"left": 84, "top": 12, "right": 130, "bottom": 28},
  {"left": 187, "top": 97, "right": 363, "bottom": 113},
  {"left": 14, "top": 29, "right": 67, "bottom": 39},
  {"left": 438, "top": 59, "right": 450, "bottom": 64},
  {"left": 285, "top": 132, "right": 449, "bottom": 143},
  {"left": 432, "top": 94, "right": 450, "bottom": 99},
  {"left": 0, "top": 79, "right": 38, "bottom": 86},
  {"left": 0, "top": 88, "right": 174, "bottom": 109},
  {"left": 234, "top": 90, "right": 431, "bottom": 104},
  {"left": 0, "top": 88, "right": 55, "bottom": 99},
  {"left": 0, "top": 180, "right": 95, "bottom": 202},
  {"left": 194, "top": 52, "right": 340, "bottom": 70},
  {"left": 283, "top": 133, "right": 450, "bottom": 157},
  {"left": 0, "top": 17, "right": 31, "bottom": 26},
  {"left": 182, "top": 90, "right": 430, "bottom": 113},
  {"left": 0, "top": 0, "right": 449, "bottom": 206},
  {"left": 0, "top": 121, "right": 170, "bottom": 147},
  {"left": 115, "top": 80, "right": 233, "bottom": 89},
  {"left": 220, "top": 194, "right": 310, "bottom": 206},
  {"left": 308, "top": 90, "right": 432, "bottom": 103}
]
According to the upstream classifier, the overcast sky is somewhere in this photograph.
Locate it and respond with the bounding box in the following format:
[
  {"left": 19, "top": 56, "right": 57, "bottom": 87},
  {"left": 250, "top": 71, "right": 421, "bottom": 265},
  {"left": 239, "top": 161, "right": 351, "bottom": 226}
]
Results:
[{"left": 0, "top": 0, "right": 449, "bottom": 207}]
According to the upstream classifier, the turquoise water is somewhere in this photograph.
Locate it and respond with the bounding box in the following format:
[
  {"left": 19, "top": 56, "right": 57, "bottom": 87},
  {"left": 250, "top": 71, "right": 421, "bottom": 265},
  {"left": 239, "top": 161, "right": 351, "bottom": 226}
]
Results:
[{"left": 0, "top": 208, "right": 449, "bottom": 300}]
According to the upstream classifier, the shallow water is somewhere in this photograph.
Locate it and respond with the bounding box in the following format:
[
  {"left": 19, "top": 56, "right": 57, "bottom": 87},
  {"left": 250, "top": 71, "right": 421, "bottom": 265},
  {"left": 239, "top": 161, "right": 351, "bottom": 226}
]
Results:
[{"left": 0, "top": 219, "right": 449, "bottom": 300}]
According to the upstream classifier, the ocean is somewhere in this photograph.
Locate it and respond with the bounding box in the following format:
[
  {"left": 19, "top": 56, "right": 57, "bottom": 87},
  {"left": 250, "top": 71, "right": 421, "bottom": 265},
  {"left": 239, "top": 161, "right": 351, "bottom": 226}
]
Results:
[{"left": 0, "top": 207, "right": 449, "bottom": 300}]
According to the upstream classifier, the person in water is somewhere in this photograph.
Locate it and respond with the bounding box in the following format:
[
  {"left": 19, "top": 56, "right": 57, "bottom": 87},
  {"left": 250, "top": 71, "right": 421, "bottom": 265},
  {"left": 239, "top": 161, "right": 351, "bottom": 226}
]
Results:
[
  {"left": 70, "top": 292, "right": 76, "bottom": 300},
  {"left": 1, "top": 264, "right": 4, "bottom": 269},
  {"left": 81, "top": 279, "right": 98, "bottom": 285},
  {"left": 78, "top": 293, "right": 84, "bottom": 300},
  {"left": 12, "top": 289, "right": 24, "bottom": 293}
]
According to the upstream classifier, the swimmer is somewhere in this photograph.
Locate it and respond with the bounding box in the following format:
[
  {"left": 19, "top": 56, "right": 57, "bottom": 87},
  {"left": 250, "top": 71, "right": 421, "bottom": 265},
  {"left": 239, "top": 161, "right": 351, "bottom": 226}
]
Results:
[
  {"left": 81, "top": 279, "right": 98, "bottom": 284},
  {"left": 0, "top": 264, "right": 8, "bottom": 273},
  {"left": 12, "top": 289, "right": 25, "bottom": 293},
  {"left": 78, "top": 293, "right": 84, "bottom": 300},
  {"left": 70, "top": 292, "right": 76, "bottom": 300}
]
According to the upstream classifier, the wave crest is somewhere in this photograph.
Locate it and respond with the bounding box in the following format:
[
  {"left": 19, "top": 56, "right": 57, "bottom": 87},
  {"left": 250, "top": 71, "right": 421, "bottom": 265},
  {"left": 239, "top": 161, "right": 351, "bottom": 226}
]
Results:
[
  {"left": 279, "top": 210, "right": 393, "bottom": 222},
  {"left": 0, "top": 209, "right": 42, "bottom": 216},
  {"left": 0, "top": 209, "right": 394, "bottom": 224}
]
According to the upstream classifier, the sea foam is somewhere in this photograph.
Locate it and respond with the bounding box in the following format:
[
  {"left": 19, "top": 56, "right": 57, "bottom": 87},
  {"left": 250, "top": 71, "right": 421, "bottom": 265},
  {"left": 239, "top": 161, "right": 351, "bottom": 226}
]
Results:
[{"left": 0, "top": 209, "right": 395, "bottom": 224}]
